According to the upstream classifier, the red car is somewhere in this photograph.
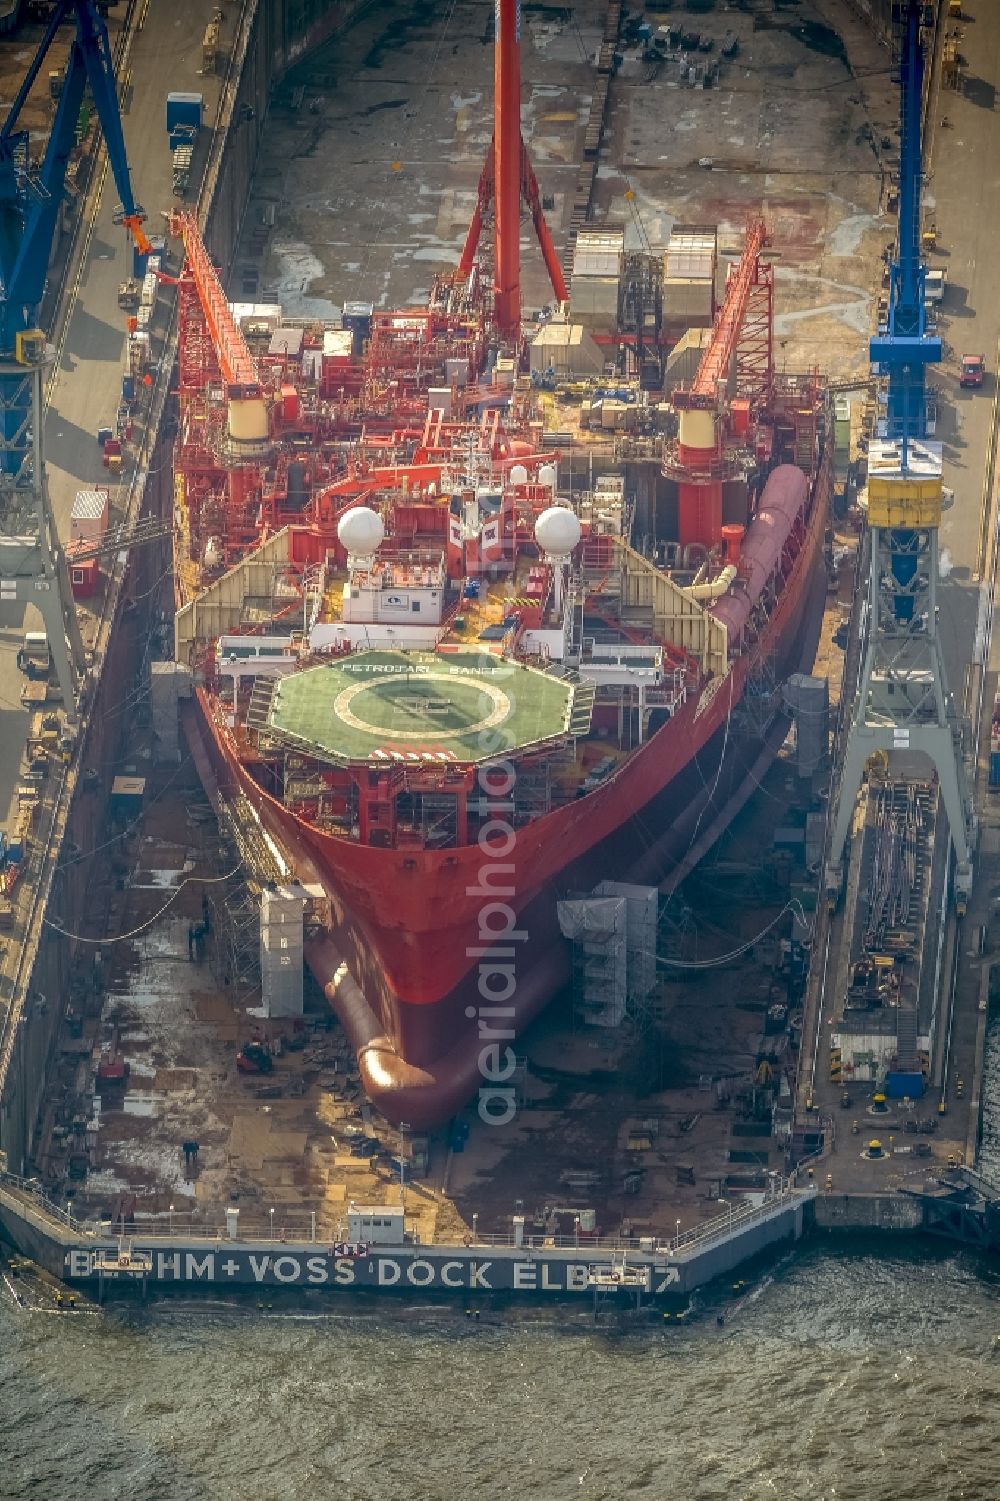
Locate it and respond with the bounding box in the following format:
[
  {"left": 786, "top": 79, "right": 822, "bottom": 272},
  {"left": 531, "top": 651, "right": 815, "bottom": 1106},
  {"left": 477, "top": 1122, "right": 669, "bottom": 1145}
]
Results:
[{"left": 960, "top": 354, "right": 985, "bottom": 388}]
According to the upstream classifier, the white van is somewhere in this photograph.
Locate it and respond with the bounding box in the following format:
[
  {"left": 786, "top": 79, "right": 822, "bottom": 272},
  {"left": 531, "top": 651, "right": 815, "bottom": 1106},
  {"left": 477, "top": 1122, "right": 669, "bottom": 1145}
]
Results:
[
  {"left": 925, "top": 269, "right": 946, "bottom": 304},
  {"left": 17, "top": 631, "right": 51, "bottom": 677}
]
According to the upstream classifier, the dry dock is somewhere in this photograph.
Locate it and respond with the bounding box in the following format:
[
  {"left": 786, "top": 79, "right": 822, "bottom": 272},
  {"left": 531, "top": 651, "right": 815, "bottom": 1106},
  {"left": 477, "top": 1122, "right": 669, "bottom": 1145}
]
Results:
[
  {"left": 12, "top": 0, "right": 896, "bottom": 1258},
  {"left": 5, "top": 0, "right": 1000, "bottom": 1299}
]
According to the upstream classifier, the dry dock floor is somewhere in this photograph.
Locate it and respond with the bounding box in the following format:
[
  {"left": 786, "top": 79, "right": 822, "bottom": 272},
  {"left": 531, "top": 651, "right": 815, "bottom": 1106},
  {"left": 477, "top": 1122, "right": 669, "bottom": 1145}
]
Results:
[
  {"left": 240, "top": 0, "right": 893, "bottom": 384},
  {"left": 34, "top": 699, "right": 842, "bottom": 1245}
]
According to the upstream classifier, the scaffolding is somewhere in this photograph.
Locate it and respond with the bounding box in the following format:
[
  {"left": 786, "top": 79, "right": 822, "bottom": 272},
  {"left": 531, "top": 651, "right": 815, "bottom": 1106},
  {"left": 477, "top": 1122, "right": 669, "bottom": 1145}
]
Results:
[
  {"left": 558, "top": 880, "right": 658, "bottom": 1031},
  {"left": 260, "top": 885, "right": 305, "bottom": 1017},
  {"left": 211, "top": 875, "right": 264, "bottom": 995},
  {"left": 558, "top": 895, "right": 628, "bottom": 1027},
  {"left": 596, "top": 881, "right": 657, "bottom": 1002},
  {"left": 208, "top": 789, "right": 286, "bottom": 999}
]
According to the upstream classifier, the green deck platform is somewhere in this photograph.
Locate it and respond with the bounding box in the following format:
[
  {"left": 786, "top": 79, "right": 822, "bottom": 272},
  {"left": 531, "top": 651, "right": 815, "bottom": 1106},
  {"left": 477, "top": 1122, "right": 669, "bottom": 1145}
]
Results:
[{"left": 268, "top": 650, "right": 573, "bottom": 764}]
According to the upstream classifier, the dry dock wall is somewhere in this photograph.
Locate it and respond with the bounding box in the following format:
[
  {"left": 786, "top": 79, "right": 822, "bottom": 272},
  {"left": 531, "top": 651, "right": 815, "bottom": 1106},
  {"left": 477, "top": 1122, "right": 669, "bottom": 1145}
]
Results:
[
  {"left": 844, "top": 0, "right": 894, "bottom": 46},
  {"left": 0, "top": 440, "right": 172, "bottom": 1176},
  {"left": 203, "top": 0, "right": 376, "bottom": 273},
  {"left": 1, "top": 1186, "right": 816, "bottom": 1300},
  {"left": 0, "top": 1184, "right": 73, "bottom": 1278},
  {"left": 0, "top": 0, "right": 369, "bottom": 1177},
  {"left": 812, "top": 1193, "right": 926, "bottom": 1233}
]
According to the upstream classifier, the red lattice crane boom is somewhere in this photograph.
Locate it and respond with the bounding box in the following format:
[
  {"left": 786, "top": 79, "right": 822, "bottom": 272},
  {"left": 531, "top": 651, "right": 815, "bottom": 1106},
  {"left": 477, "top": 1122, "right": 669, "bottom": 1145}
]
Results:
[
  {"left": 680, "top": 217, "right": 769, "bottom": 408},
  {"left": 667, "top": 217, "right": 774, "bottom": 550},
  {"left": 169, "top": 209, "right": 260, "bottom": 394}
]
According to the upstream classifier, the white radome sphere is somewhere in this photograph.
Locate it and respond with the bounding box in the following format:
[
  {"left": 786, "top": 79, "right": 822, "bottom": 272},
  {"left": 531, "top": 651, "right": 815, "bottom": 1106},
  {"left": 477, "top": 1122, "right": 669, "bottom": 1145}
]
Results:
[
  {"left": 535, "top": 505, "right": 581, "bottom": 557},
  {"left": 538, "top": 463, "right": 557, "bottom": 493},
  {"left": 509, "top": 464, "right": 529, "bottom": 486},
  {"left": 338, "top": 506, "right": 384, "bottom": 556}
]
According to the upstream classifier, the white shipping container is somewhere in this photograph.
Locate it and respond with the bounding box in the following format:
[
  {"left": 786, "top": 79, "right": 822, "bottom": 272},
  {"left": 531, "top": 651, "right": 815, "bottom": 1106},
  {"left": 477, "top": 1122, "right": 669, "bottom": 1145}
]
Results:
[
  {"left": 662, "top": 276, "right": 714, "bottom": 326},
  {"left": 662, "top": 327, "right": 712, "bottom": 391},
  {"left": 529, "top": 322, "right": 604, "bottom": 379},
  {"left": 230, "top": 302, "right": 282, "bottom": 333},
  {"left": 572, "top": 228, "right": 625, "bottom": 279},
  {"left": 571, "top": 275, "right": 619, "bottom": 332},
  {"left": 140, "top": 272, "right": 157, "bottom": 307},
  {"left": 663, "top": 230, "right": 716, "bottom": 283},
  {"left": 135, "top": 304, "right": 151, "bottom": 330},
  {"left": 70, "top": 489, "right": 109, "bottom": 544},
  {"left": 322, "top": 329, "right": 354, "bottom": 360},
  {"left": 925, "top": 269, "right": 946, "bottom": 303}
]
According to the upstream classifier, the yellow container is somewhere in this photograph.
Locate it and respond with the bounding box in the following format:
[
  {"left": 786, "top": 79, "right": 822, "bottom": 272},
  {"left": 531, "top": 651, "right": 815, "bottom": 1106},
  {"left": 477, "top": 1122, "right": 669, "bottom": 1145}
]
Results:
[
  {"left": 15, "top": 328, "right": 45, "bottom": 365},
  {"left": 866, "top": 438, "right": 943, "bottom": 527},
  {"left": 867, "top": 477, "right": 942, "bottom": 529}
]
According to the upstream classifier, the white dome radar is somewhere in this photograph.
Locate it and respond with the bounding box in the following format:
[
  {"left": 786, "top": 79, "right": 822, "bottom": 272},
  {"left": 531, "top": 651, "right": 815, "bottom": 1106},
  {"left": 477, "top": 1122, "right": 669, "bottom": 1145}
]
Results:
[
  {"left": 535, "top": 505, "right": 581, "bottom": 559},
  {"left": 538, "top": 463, "right": 557, "bottom": 493},
  {"left": 509, "top": 463, "right": 529, "bottom": 486},
  {"left": 337, "top": 506, "right": 384, "bottom": 558}
]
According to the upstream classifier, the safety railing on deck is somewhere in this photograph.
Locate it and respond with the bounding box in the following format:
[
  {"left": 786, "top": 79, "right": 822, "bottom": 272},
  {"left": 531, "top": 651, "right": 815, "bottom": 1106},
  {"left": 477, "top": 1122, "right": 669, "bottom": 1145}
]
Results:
[
  {"left": 0, "top": 1172, "right": 81, "bottom": 1235},
  {"left": 1, "top": 1171, "right": 813, "bottom": 1255}
]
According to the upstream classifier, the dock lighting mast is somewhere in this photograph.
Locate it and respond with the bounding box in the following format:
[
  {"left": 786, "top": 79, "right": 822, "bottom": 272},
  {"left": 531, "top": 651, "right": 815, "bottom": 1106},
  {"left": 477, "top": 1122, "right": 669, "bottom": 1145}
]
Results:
[
  {"left": 828, "top": 0, "right": 974, "bottom": 912},
  {"left": 0, "top": 0, "right": 150, "bottom": 716},
  {"left": 458, "top": 0, "right": 568, "bottom": 340}
]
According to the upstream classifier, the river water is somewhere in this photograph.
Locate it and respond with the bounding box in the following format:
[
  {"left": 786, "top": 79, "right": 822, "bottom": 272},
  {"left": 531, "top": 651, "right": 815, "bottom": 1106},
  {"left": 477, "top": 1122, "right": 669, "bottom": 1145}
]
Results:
[{"left": 3, "top": 1236, "right": 1000, "bottom": 1501}]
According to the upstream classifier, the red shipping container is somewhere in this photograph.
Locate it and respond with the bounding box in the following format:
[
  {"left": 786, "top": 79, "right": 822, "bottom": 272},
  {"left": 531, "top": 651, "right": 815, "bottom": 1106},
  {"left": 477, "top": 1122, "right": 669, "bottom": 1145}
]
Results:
[{"left": 68, "top": 554, "right": 101, "bottom": 598}]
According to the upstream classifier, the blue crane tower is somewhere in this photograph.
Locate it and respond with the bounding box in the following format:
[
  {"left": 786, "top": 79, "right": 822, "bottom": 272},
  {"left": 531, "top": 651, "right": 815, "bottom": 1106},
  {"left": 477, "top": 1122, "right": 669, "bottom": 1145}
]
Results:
[
  {"left": 0, "top": 0, "right": 149, "bottom": 717},
  {"left": 828, "top": 0, "right": 974, "bottom": 913}
]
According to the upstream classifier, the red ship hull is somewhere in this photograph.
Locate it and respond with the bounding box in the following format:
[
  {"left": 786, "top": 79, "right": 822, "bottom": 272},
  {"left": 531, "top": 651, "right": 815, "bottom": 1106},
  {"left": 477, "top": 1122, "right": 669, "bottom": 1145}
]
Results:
[{"left": 187, "top": 458, "right": 829, "bottom": 1129}]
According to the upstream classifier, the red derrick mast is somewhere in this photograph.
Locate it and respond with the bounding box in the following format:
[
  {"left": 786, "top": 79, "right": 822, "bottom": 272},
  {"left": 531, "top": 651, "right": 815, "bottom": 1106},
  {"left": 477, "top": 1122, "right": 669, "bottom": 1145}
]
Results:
[{"left": 459, "top": 0, "right": 567, "bottom": 339}]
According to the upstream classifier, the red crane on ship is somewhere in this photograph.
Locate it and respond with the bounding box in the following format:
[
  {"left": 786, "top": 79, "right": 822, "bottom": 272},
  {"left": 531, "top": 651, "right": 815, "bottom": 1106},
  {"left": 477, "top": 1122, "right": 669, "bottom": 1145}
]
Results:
[
  {"left": 168, "top": 209, "right": 272, "bottom": 568},
  {"left": 665, "top": 217, "right": 774, "bottom": 550},
  {"left": 170, "top": 210, "right": 260, "bottom": 396}
]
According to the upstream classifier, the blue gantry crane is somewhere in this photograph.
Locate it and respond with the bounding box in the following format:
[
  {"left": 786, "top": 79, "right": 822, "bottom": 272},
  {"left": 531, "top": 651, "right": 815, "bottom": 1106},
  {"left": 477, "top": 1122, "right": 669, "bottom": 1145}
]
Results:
[
  {"left": 0, "top": 0, "right": 149, "bottom": 714},
  {"left": 829, "top": 0, "right": 974, "bottom": 913},
  {"left": 870, "top": 0, "right": 940, "bottom": 462}
]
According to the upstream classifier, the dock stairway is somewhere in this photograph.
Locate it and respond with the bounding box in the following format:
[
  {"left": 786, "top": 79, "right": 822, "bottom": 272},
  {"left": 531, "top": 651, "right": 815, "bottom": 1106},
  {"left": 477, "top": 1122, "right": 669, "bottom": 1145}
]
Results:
[
  {"left": 895, "top": 998, "right": 919, "bottom": 1073},
  {"left": 570, "top": 681, "right": 596, "bottom": 737},
  {"left": 246, "top": 675, "right": 277, "bottom": 737}
]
